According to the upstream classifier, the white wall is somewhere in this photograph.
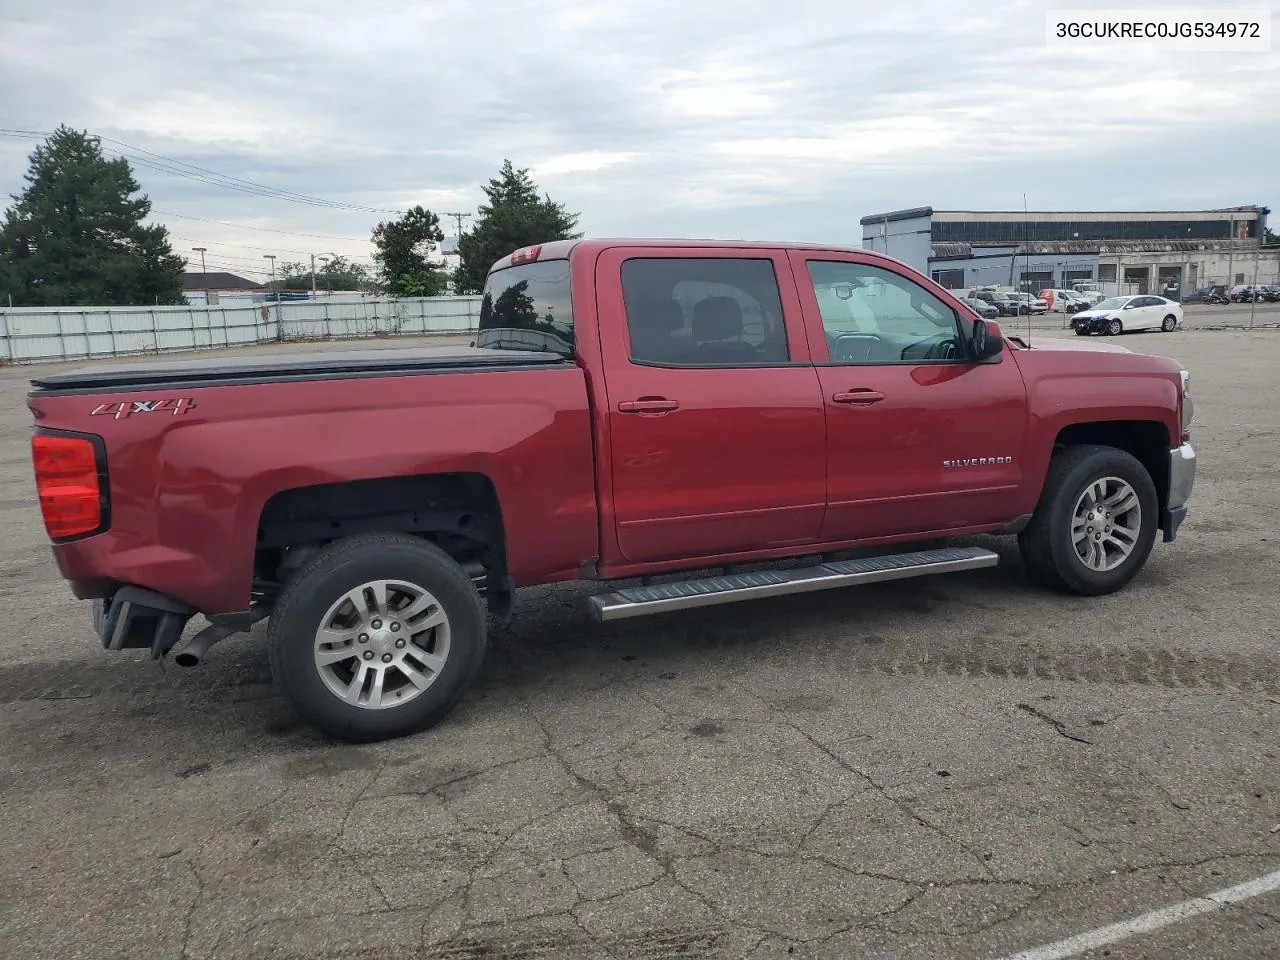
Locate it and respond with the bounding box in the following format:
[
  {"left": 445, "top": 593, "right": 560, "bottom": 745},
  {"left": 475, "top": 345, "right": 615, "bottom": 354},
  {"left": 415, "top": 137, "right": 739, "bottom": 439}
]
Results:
[
  {"left": 0, "top": 296, "right": 483, "bottom": 364},
  {"left": 862, "top": 214, "right": 933, "bottom": 273}
]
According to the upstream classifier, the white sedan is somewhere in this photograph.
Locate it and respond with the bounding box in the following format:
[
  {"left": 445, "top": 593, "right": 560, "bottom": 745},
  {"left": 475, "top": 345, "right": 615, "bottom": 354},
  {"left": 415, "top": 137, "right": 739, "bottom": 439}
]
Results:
[{"left": 1070, "top": 295, "right": 1184, "bottom": 336}]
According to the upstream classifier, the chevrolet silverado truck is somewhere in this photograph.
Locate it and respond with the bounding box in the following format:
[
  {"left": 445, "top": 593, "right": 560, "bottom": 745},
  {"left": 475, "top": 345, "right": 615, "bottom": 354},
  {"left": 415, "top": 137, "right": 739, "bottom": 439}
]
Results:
[{"left": 27, "top": 239, "right": 1196, "bottom": 741}]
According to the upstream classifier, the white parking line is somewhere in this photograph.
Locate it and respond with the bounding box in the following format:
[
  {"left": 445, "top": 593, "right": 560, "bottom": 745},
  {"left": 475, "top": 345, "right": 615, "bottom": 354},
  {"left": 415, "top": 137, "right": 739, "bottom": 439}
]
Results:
[{"left": 997, "top": 866, "right": 1280, "bottom": 960}]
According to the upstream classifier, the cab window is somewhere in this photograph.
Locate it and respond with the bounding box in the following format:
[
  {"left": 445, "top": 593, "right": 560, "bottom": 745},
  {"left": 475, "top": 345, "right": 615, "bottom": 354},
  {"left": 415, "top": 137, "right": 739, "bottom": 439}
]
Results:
[{"left": 806, "top": 260, "right": 965, "bottom": 364}]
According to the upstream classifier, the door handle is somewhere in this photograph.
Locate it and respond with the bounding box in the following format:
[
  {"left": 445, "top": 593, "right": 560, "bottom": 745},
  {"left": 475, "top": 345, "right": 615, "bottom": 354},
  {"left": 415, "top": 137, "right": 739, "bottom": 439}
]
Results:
[
  {"left": 618, "top": 398, "right": 680, "bottom": 414},
  {"left": 832, "top": 389, "right": 885, "bottom": 405}
]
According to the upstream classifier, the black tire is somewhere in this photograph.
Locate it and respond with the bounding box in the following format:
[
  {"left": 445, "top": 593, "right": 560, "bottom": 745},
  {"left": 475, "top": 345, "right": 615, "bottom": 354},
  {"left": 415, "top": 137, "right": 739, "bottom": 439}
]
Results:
[
  {"left": 1161, "top": 314, "right": 1177, "bottom": 332},
  {"left": 1107, "top": 318, "right": 1123, "bottom": 336},
  {"left": 267, "top": 533, "right": 487, "bottom": 742},
  {"left": 1018, "top": 444, "right": 1159, "bottom": 596},
  {"left": 1073, "top": 328, "right": 1088, "bottom": 336}
]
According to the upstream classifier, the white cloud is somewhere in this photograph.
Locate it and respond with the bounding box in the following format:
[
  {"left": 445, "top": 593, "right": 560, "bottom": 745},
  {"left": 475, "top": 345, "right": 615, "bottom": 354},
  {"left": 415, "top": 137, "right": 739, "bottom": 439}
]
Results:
[
  {"left": 533, "top": 151, "right": 641, "bottom": 177},
  {"left": 1, "top": 0, "right": 1276, "bottom": 263}
]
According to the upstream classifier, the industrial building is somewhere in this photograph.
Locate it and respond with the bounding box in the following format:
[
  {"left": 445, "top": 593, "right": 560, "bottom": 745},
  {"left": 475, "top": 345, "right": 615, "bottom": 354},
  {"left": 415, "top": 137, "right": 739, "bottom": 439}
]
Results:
[{"left": 860, "top": 205, "right": 1277, "bottom": 297}]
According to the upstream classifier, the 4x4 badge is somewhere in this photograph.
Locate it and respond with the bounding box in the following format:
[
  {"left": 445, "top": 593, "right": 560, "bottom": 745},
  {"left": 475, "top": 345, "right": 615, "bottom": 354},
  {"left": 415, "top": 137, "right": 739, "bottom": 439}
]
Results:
[{"left": 90, "top": 398, "right": 197, "bottom": 420}]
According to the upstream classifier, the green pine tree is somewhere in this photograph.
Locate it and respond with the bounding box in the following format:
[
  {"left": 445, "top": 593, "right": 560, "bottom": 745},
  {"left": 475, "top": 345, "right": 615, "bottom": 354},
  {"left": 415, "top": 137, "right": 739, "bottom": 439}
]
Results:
[
  {"left": 453, "top": 160, "right": 581, "bottom": 294},
  {"left": 0, "top": 126, "right": 186, "bottom": 306}
]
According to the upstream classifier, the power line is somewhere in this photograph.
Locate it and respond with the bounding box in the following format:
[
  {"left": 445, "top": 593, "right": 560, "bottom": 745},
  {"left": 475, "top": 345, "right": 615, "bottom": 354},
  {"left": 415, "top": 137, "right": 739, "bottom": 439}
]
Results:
[
  {"left": 153, "top": 209, "right": 371, "bottom": 242},
  {"left": 442, "top": 212, "right": 472, "bottom": 238},
  {"left": 170, "top": 235, "right": 375, "bottom": 259},
  {"left": 185, "top": 251, "right": 285, "bottom": 267},
  {"left": 190, "top": 255, "right": 273, "bottom": 272},
  {"left": 0, "top": 127, "right": 404, "bottom": 215},
  {"left": 0, "top": 128, "right": 433, "bottom": 249}
]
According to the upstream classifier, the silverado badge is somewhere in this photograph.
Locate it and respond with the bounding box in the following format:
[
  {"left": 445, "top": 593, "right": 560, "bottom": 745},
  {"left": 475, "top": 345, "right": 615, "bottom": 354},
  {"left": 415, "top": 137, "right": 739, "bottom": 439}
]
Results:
[{"left": 943, "top": 457, "right": 1013, "bottom": 467}]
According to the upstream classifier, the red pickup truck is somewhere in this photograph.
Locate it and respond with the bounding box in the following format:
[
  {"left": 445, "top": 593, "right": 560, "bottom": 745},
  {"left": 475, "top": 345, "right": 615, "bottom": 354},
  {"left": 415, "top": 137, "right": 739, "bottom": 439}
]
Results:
[{"left": 28, "top": 239, "right": 1196, "bottom": 740}]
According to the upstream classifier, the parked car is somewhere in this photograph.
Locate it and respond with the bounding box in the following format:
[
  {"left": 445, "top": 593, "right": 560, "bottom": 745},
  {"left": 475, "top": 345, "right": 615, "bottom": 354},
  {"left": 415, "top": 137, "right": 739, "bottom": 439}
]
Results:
[
  {"left": 1070, "top": 286, "right": 1107, "bottom": 307},
  {"left": 1039, "top": 289, "right": 1091, "bottom": 314},
  {"left": 971, "top": 289, "right": 1022, "bottom": 317},
  {"left": 1260, "top": 285, "right": 1280, "bottom": 303},
  {"left": 1063, "top": 292, "right": 1093, "bottom": 314},
  {"left": 958, "top": 293, "right": 999, "bottom": 319},
  {"left": 1071, "top": 295, "right": 1184, "bottom": 336},
  {"left": 1231, "top": 285, "right": 1270, "bottom": 303},
  {"left": 1188, "top": 285, "right": 1231, "bottom": 304},
  {"left": 27, "top": 238, "right": 1196, "bottom": 741},
  {"left": 1011, "top": 292, "right": 1049, "bottom": 315}
]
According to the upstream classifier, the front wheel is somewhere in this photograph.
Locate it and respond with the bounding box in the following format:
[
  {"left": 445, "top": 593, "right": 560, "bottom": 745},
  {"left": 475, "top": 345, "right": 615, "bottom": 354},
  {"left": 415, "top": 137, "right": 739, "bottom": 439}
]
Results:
[
  {"left": 267, "top": 533, "right": 487, "bottom": 741},
  {"left": 1018, "top": 444, "right": 1159, "bottom": 596},
  {"left": 1107, "top": 318, "right": 1123, "bottom": 336},
  {"left": 1161, "top": 314, "right": 1178, "bottom": 332}
]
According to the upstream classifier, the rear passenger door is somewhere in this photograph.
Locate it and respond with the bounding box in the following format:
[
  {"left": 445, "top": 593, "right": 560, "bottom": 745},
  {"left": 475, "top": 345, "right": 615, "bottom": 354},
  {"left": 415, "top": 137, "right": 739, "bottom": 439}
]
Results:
[
  {"left": 594, "top": 248, "right": 827, "bottom": 565},
  {"left": 787, "top": 250, "right": 1029, "bottom": 541},
  {"left": 1126, "top": 296, "right": 1160, "bottom": 329}
]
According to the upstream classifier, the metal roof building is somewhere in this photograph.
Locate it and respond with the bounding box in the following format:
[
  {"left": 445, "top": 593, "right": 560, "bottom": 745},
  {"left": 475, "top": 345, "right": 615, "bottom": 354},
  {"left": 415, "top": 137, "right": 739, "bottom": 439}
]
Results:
[{"left": 859, "top": 205, "right": 1275, "bottom": 296}]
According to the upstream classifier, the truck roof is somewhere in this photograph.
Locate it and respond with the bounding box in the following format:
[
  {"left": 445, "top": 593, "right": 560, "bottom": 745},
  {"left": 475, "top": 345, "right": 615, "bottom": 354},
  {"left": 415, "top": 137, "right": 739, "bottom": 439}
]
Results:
[{"left": 487, "top": 237, "right": 916, "bottom": 274}]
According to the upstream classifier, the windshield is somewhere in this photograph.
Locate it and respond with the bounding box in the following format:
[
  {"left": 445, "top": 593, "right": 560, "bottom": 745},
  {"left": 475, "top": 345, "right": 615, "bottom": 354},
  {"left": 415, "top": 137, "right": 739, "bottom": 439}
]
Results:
[
  {"left": 1093, "top": 297, "right": 1128, "bottom": 310},
  {"left": 476, "top": 261, "right": 574, "bottom": 358}
]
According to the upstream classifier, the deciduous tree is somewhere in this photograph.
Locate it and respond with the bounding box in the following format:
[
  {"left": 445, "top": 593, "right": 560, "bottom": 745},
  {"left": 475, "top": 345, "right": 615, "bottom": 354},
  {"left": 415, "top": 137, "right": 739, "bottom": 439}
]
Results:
[
  {"left": 277, "top": 256, "right": 374, "bottom": 293},
  {"left": 371, "top": 205, "right": 446, "bottom": 297}
]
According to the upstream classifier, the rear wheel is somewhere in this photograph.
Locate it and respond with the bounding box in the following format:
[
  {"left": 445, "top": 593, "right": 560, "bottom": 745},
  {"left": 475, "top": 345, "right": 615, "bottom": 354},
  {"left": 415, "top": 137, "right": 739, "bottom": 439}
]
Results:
[
  {"left": 1107, "top": 318, "right": 1123, "bottom": 336},
  {"left": 267, "top": 533, "right": 487, "bottom": 741},
  {"left": 1161, "top": 314, "right": 1178, "bottom": 332},
  {"left": 1018, "top": 444, "right": 1158, "bottom": 596}
]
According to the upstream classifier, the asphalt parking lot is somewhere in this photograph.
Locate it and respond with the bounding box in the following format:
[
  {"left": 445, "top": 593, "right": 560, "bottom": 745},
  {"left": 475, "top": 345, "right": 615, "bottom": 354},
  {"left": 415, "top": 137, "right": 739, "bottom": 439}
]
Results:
[{"left": 1, "top": 326, "right": 1278, "bottom": 960}]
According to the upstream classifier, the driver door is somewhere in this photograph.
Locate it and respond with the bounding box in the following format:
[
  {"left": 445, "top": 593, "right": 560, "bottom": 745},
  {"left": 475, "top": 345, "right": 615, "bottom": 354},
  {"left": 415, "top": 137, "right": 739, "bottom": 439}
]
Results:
[{"left": 787, "top": 251, "right": 1029, "bottom": 541}]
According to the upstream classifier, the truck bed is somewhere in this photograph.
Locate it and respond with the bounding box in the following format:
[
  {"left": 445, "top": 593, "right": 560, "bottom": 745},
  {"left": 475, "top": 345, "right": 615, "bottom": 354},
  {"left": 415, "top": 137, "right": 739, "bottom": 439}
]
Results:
[
  {"left": 27, "top": 344, "right": 599, "bottom": 613},
  {"left": 29, "top": 346, "right": 568, "bottom": 393}
]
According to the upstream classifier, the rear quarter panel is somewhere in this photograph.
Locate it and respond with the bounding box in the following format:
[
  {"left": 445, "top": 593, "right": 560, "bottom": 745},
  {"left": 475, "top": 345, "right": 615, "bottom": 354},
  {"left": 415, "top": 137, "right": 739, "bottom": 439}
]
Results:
[{"left": 30, "top": 367, "right": 598, "bottom": 613}]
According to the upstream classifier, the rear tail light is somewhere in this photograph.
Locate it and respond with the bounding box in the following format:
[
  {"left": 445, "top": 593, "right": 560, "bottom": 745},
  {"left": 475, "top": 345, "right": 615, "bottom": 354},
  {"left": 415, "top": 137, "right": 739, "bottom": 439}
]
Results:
[
  {"left": 32, "top": 432, "right": 107, "bottom": 540},
  {"left": 510, "top": 245, "right": 542, "bottom": 264}
]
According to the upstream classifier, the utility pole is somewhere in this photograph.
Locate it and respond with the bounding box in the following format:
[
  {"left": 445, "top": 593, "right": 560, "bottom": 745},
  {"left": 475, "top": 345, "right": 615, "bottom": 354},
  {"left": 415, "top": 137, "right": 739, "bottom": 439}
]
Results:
[
  {"left": 263, "top": 255, "right": 281, "bottom": 327},
  {"left": 310, "top": 253, "right": 318, "bottom": 297},
  {"left": 443, "top": 212, "right": 472, "bottom": 239},
  {"left": 1250, "top": 242, "right": 1260, "bottom": 329},
  {"left": 193, "top": 247, "right": 208, "bottom": 305}
]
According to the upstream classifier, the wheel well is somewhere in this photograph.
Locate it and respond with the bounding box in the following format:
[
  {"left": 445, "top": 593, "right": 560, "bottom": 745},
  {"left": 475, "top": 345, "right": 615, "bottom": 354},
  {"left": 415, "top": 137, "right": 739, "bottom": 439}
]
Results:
[
  {"left": 1053, "top": 421, "right": 1169, "bottom": 508},
  {"left": 254, "top": 472, "right": 507, "bottom": 601}
]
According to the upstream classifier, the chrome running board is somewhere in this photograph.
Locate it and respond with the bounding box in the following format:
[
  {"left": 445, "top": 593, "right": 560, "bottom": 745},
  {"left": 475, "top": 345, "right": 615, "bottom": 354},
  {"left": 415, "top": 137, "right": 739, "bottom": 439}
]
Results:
[{"left": 589, "top": 546, "right": 998, "bottom": 622}]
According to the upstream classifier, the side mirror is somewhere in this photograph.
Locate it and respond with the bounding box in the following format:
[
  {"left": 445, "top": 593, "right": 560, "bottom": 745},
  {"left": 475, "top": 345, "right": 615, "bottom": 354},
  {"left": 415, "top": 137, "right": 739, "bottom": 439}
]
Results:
[{"left": 971, "top": 318, "right": 1004, "bottom": 360}]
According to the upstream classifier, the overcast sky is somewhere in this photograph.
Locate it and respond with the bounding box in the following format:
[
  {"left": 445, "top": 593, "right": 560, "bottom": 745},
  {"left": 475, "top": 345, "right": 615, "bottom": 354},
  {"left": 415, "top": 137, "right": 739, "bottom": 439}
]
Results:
[{"left": 2, "top": 0, "right": 1278, "bottom": 279}]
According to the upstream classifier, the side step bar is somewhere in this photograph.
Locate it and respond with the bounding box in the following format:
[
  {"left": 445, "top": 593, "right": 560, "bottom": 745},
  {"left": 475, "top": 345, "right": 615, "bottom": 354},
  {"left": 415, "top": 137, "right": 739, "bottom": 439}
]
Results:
[{"left": 589, "top": 546, "right": 999, "bottom": 622}]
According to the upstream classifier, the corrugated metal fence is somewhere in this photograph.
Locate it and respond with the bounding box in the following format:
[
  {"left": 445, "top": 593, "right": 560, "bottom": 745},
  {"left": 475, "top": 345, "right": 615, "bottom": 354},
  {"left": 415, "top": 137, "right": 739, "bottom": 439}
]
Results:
[{"left": 0, "top": 296, "right": 484, "bottom": 363}]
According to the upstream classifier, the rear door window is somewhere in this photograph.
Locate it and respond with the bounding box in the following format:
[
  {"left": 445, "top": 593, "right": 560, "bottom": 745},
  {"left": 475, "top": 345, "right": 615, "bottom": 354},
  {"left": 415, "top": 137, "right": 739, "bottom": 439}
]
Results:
[{"left": 621, "top": 258, "right": 790, "bottom": 366}]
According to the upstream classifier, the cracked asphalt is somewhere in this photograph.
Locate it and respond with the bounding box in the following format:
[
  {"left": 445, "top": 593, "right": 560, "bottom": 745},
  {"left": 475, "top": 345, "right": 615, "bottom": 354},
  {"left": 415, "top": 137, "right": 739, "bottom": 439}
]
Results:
[{"left": 1, "top": 328, "right": 1278, "bottom": 960}]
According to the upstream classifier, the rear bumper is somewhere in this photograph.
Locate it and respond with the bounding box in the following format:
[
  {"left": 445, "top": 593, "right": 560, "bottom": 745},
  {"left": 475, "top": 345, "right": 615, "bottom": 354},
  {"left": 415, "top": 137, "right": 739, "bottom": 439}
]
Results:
[
  {"left": 1162, "top": 442, "right": 1196, "bottom": 543},
  {"left": 95, "top": 585, "right": 195, "bottom": 658}
]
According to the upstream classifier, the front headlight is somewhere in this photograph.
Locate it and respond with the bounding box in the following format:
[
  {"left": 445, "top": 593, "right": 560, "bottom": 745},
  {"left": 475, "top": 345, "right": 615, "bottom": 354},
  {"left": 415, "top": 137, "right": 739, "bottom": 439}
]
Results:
[{"left": 1180, "top": 369, "right": 1193, "bottom": 432}]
